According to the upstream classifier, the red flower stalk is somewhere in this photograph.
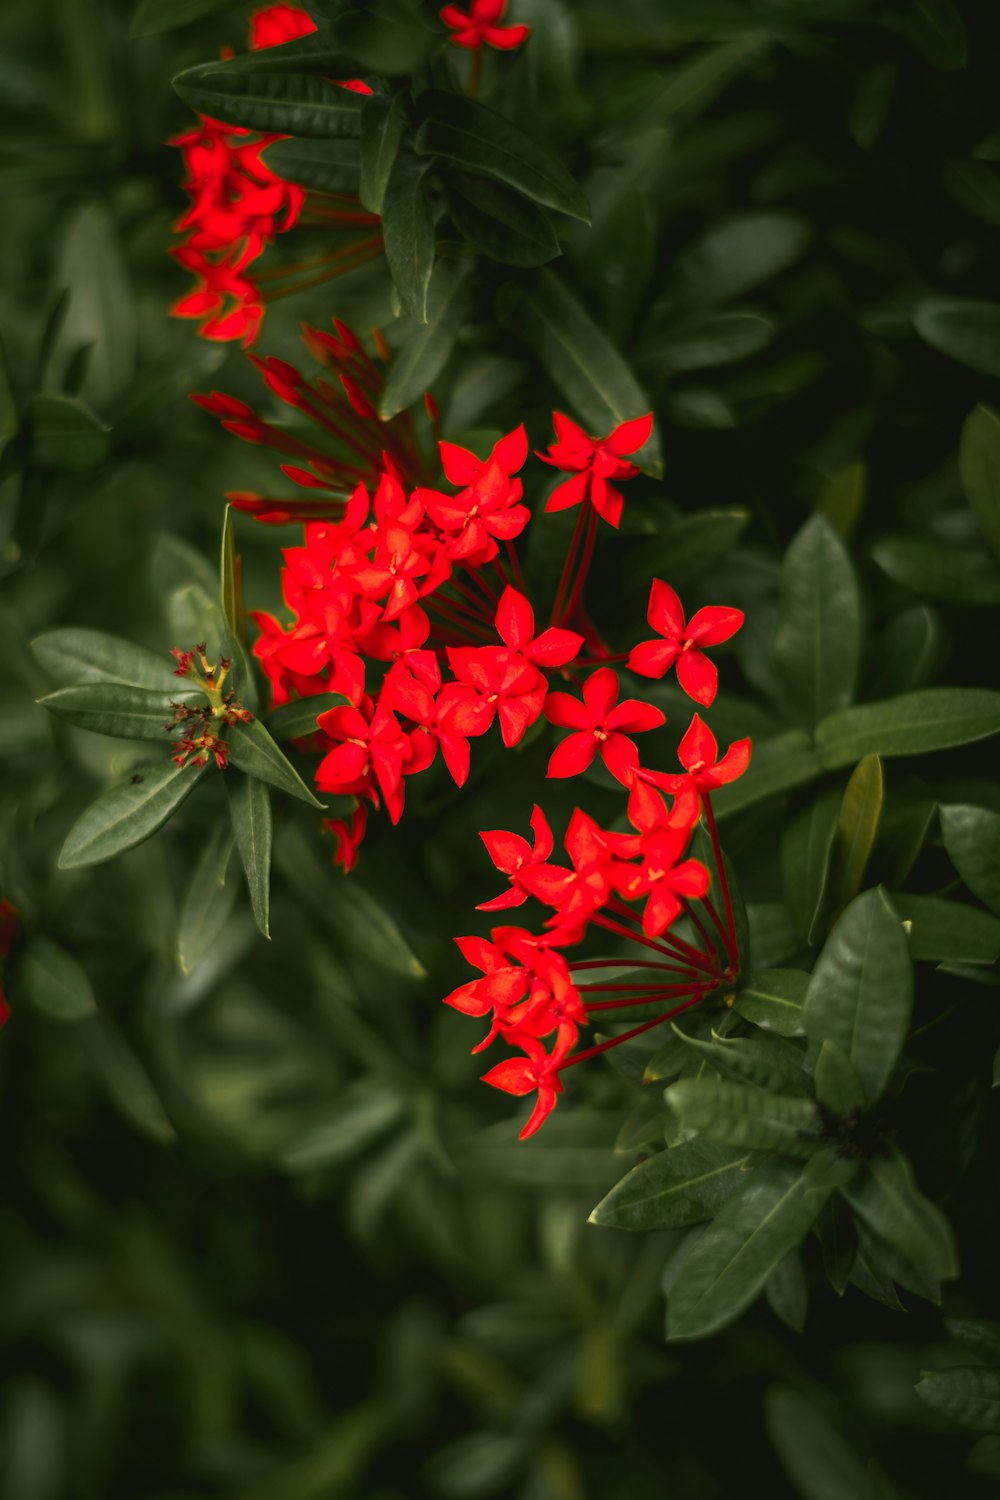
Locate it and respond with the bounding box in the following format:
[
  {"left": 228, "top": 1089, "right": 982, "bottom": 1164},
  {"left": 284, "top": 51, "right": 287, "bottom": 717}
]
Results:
[
  {"left": 440, "top": 0, "right": 530, "bottom": 50},
  {"left": 628, "top": 580, "right": 744, "bottom": 707}
]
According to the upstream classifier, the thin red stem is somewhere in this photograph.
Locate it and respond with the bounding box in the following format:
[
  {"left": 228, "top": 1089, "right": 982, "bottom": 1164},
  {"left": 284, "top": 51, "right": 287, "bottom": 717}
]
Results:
[
  {"left": 593, "top": 914, "right": 719, "bottom": 977},
  {"left": 560, "top": 508, "right": 597, "bottom": 625},
  {"left": 561, "top": 990, "right": 711, "bottom": 1068},
  {"left": 551, "top": 504, "right": 588, "bottom": 625},
  {"left": 702, "top": 792, "right": 738, "bottom": 965}
]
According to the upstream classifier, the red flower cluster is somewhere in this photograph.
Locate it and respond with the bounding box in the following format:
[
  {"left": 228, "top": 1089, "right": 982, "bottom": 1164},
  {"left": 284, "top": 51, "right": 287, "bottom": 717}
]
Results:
[
  {"left": 441, "top": 0, "right": 530, "bottom": 50},
  {"left": 169, "top": 5, "right": 377, "bottom": 344}
]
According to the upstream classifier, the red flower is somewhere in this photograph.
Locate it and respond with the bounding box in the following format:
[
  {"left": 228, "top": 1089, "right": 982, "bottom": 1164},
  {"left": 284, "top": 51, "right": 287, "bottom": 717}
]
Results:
[
  {"left": 494, "top": 587, "right": 582, "bottom": 670},
  {"left": 624, "top": 780, "right": 709, "bottom": 937},
  {"left": 447, "top": 647, "right": 548, "bottom": 747},
  {"left": 385, "top": 663, "right": 473, "bottom": 787},
  {"left": 538, "top": 412, "right": 654, "bottom": 529},
  {"left": 543, "top": 667, "right": 665, "bottom": 784},
  {"left": 324, "top": 802, "right": 368, "bottom": 873},
  {"left": 249, "top": 3, "right": 317, "bottom": 49},
  {"left": 440, "top": 0, "right": 530, "bottom": 50},
  {"left": 477, "top": 805, "right": 555, "bottom": 911},
  {"left": 519, "top": 808, "right": 634, "bottom": 930},
  {"left": 628, "top": 580, "right": 744, "bottom": 707},
  {"left": 315, "top": 700, "right": 411, "bottom": 822},
  {"left": 419, "top": 454, "right": 530, "bottom": 564},
  {"left": 481, "top": 1028, "right": 574, "bottom": 1140},
  {"left": 644, "top": 714, "right": 752, "bottom": 797}
]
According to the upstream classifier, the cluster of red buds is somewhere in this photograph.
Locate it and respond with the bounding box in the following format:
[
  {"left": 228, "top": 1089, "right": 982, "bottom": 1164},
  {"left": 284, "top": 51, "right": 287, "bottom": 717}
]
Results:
[
  {"left": 168, "top": 646, "right": 254, "bottom": 769},
  {"left": 169, "top": 4, "right": 377, "bottom": 344}
]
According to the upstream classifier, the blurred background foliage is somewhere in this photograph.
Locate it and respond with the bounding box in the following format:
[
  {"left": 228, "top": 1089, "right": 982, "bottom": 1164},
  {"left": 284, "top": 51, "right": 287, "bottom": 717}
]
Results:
[{"left": 3, "top": 0, "right": 1000, "bottom": 1496}]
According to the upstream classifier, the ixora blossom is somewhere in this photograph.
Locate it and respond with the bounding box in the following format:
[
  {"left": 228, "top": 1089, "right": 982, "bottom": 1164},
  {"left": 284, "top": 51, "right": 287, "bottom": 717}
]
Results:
[
  {"left": 170, "top": 4, "right": 379, "bottom": 344},
  {"left": 628, "top": 579, "right": 744, "bottom": 707},
  {"left": 538, "top": 412, "right": 654, "bottom": 529},
  {"left": 440, "top": 0, "right": 530, "bottom": 50}
]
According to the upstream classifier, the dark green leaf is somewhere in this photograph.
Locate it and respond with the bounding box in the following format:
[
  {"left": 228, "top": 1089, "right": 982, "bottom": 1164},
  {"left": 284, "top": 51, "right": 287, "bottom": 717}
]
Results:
[
  {"left": 940, "top": 804, "right": 1000, "bottom": 915},
  {"left": 672, "top": 1025, "right": 807, "bottom": 1094},
  {"left": 666, "top": 1158, "right": 842, "bottom": 1341},
  {"left": 227, "top": 774, "right": 272, "bottom": 939},
  {"left": 359, "top": 92, "right": 405, "bottom": 215},
  {"left": 945, "top": 1317, "right": 1000, "bottom": 1362},
  {"left": 765, "top": 1385, "right": 882, "bottom": 1500},
  {"left": 849, "top": 62, "right": 896, "bottom": 151},
  {"left": 444, "top": 172, "right": 560, "bottom": 267},
  {"left": 842, "top": 1146, "right": 959, "bottom": 1298},
  {"left": 382, "top": 154, "right": 434, "bottom": 323},
  {"left": 326, "top": 873, "right": 427, "bottom": 979},
  {"left": 220, "top": 503, "right": 239, "bottom": 642},
  {"left": 960, "top": 405, "right": 1000, "bottom": 567},
  {"left": 664, "top": 1076, "right": 819, "bottom": 1158},
  {"left": 802, "top": 888, "right": 912, "bottom": 1107},
  {"left": 130, "top": 0, "right": 238, "bottom": 35},
  {"left": 815, "top": 689, "right": 1000, "bottom": 769},
  {"left": 713, "top": 730, "right": 822, "bottom": 818},
  {"left": 870, "top": 535, "right": 1000, "bottom": 605},
  {"left": 414, "top": 90, "right": 589, "bottom": 223},
  {"left": 774, "top": 515, "right": 861, "bottom": 726},
  {"left": 831, "top": 755, "right": 883, "bottom": 912},
  {"left": 0, "top": 330, "right": 18, "bottom": 460},
  {"left": 280, "top": 1085, "right": 405, "bottom": 1173},
  {"left": 638, "top": 310, "right": 774, "bottom": 376},
  {"left": 226, "top": 719, "right": 324, "bottom": 807},
  {"left": 82, "top": 1014, "right": 175, "bottom": 1143},
  {"left": 267, "top": 693, "right": 350, "bottom": 741},
  {"left": 883, "top": 0, "right": 968, "bottom": 69},
  {"left": 622, "top": 509, "right": 748, "bottom": 594},
  {"left": 262, "top": 136, "right": 361, "bottom": 194},
  {"left": 867, "top": 604, "right": 942, "bottom": 699},
  {"left": 58, "top": 760, "right": 207, "bottom": 868},
  {"left": 177, "top": 825, "right": 235, "bottom": 976},
  {"left": 781, "top": 789, "right": 841, "bottom": 944},
  {"left": 39, "top": 684, "right": 200, "bottom": 741},
  {"left": 379, "top": 261, "right": 470, "bottom": 419},
  {"left": 55, "top": 203, "right": 136, "bottom": 408},
  {"left": 31, "top": 628, "right": 180, "bottom": 692},
  {"left": 735, "top": 969, "right": 809, "bottom": 1036},
  {"left": 913, "top": 297, "right": 1000, "bottom": 376},
  {"left": 26, "top": 393, "right": 109, "bottom": 471},
  {"left": 765, "top": 1250, "right": 809, "bottom": 1333},
  {"left": 589, "top": 1140, "right": 751, "bottom": 1231},
  {"left": 818, "top": 460, "right": 867, "bottom": 540},
  {"left": 893, "top": 893, "right": 1000, "bottom": 964},
  {"left": 173, "top": 63, "right": 365, "bottom": 138},
  {"left": 17, "top": 934, "right": 96, "bottom": 1021},
  {"left": 669, "top": 212, "right": 811, "bottom": 306},
  {"left": 917, "top": 1368, "right": 1000, "bottom": 1434},
  {"left": 321, "top": 0, "right": 434, "bottom": 74},
  {"left": 813, "top": 1039, "right": 866, "bottom": 1118}
]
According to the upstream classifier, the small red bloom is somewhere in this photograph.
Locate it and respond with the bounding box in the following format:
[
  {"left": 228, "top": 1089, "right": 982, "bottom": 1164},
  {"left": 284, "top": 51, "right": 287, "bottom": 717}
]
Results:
[
  {"left": 315, "top": 700, "right": 411, "bottom": 821},
  {"left": 249, "top": 3, "right": 316, "bottom": 49},
  {"left": 494, "top": 587, "right": 582, "bottom": 670},
  {"left": 447, "top": 647, "right": 548, "bottom": 748},
  {"left": 482, "top": 1026, "right": 574, "bottom": 1139},
  {"left": 440, "top": 0, "right": 530, "bottom": 50},
  {"left": 628, "top": 580, "right": 743, "bottom": 707},
  {"left": 543, "top": 667, "right": 665, "bottom": 784},
  {"left": 477, "top": 805, "right": 555, "bottom": 911},
  {"left": 324, "top": 801, "right": 368, "bottom": 873},
  {"left": 538, "top": 412, "right": 654, "bottom": 529},
  {"left": 644, "top": 714, "right": 752, "bottom": 797}
]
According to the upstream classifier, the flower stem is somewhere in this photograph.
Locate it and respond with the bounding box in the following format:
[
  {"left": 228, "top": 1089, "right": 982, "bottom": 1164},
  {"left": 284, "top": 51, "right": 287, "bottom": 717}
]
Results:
[{"left": 561, "top": 990, "right": 711, "bottom": 1068}]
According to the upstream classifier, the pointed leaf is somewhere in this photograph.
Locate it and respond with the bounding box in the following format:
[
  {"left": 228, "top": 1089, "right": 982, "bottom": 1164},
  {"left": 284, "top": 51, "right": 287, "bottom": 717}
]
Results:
[
  {"left": 714, "top": 730, "right": 822, "bottom": 818},
  {"left": 17, "top": 935, "right": 96, "bottom": 1021},
  {"left": 781, "top": 789, "right": 841, "bottom": 944},
  {"left": 177, "top": 825, "right": 235, "bottom": 976},
  {"left": 262, "top": 136, "right": 361, "bottom": 194},
  {"left": 665, "top": 1076, "right": 819, "bottom": 1158},
  {"left": 893, "top": 892, "right": 1000, "bottom": 964},
  {"left": 960, "top": 404, "right": 1000, "bottom": 567},
  {"left": 266, "top": 692, "right": 350, "bottom": 742},
  {"left": 842, "top": 1146, "right": 959, "bottom": 1297},
  {"left": 359, "top": 92, "right": 405, "bottom": 215},
  {"left": 774, "top": 514, "right": 861, "bottom": 726},
  {"left": 940, "top": 804, "right": 1000, "bottom": 915},
  {"left": 173, "top": 62, "right": 365, "bottom": 138},
  {"left": 815, "top": 689, "right": 1000, "bottom": 769},
  {"left": 444, "top": 172, "right": 560, "bottom": 267},
  {"left": 226, "top": 719, "right": 324, "bottom": 807},
  {"left": 735, "top": 969, "right": 809, "bottom": 1036},
  {"left": 379, "top": 261, "right": 470, "bottom": 419},
  {"left": 382, "top": 154, "right": 434, "bottom": 323},
  {"left": 590, "top": 1140, "right": 751, "bottom": 1232},
  {"left": 40, "top": 684, "right": 201, "bottom": 741},
  {"left": 914, "top": 297, "right": 1000, "bottom": 376},
  {"left": 26, "top": 393, "right": 109, "bottom": 471},
  {"left": 917, "top": 1369, "right": 1000, "bottom": 1434},
  {"left": 670, "top": 211, "right": 811, "bottom": 306},
  {"left": 831, "top": 755, "right": 883, "bottom": 913},
  {"left": 32, "top": 628, "right": 181, "bottom": 692},
  {"left": 813, "top": 1039, "right": 866, "bottom": 1118},
  {"left": 227, "top": 774, "right": 272, "bottom": 940},
  {"left": 58, "top": 760, "right": 207, "bottom": 868},
  {"left": 765, "top": 1385, "right": 883, "bottom": 1500},
  {"left": 765, "top": 1250, "right": 809, "bottom": 1333}
]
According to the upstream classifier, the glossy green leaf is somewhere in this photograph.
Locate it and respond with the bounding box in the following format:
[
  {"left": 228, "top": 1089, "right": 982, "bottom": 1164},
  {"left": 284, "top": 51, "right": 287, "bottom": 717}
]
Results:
[
  {"left": 893, "top": 893, "right": 1000, "bottom": 964},
  {"left": 803, "top": 888, "right": 912, "bottom": 1107},
  {"left": 815, "top": 689, "right": 1000, "bottom": 769},
  {"left": 226, "top": 720, "right": 324, "bottom": 807},
  {"left": 638, "top": 310, "right": 774, "bottom": 375},
  {"left": 227, "top": 773, "right": 272, "bottom": 940},
  {"left": 589, "top": 1140, "right": 751, "bottom": 1232},
  {"left": 262, "top": 136, "right": 361, "bottom": 194},
  {"left": 832, "top": 755, "right": 883, "bottom": 912},
  {"left": 842, "top": 1147, "right": 959, "bottom": 1298},
  {"left": 517, "top": 269, "right": 661, "bottom": 476},
  {"left": 382, "top": 154, "right": 434, "bottom": 323},
  {"left": 713, "top": 730, "right": 822, "bottom": 818},
  {"left": 55, "top": 202, "right": 136, "bottom": 408},
  {"left": 669, "top": 211, "right": 811, "bottom": 306},
  {"left": 960, "top": 404, "right": 1000, "bottom": 567},
  {"left": 672, "top": 1025, "right": 807, "bottom": 1094},
  {"left": 173, "top": 63, "right": 365, "bottom": 138},
  {"left": 326, "top": 873, "right": 427, "bottom": 979},
  {"left": 177, "top": 825, "right": 234, "bottom": 976},
  {"left": 266, "top": 693, "right": 349, "bottom": 741},
  {"left": 220, "top": 503, "right": 239, "bottom": 642},
  {"left": 774, "top": 515, "right": 861, "bottom": 726},
  {"left": 39, "top": 684, "right": 200, "bottom": 741},
  {"left": 26, "top": 393, "right": 109, "bottom": 470},
  {"left": 940, "top": 804, "right": 1000, "bottom": 915},
  {"left": 813, "top": 1039, "right": 866, "bottom": 1118},
  {"left": 379, "top": 261, "right": 470, "bottom": 419},
  {"left": 781, "top": 789, "right": 841, "bottom": 944},
  {"left": 17, "top": 934, "right": 96, "bottom": 1021},
  {"left": 870, "top": 535, "right": 1000, "bottom": 604},
  {"left": 58, "top": 759, "right": 207, "bottom": 868},
  {"left": 664, "top": 1076, "right": 819, "bottom": 1158},
  {"left": 765, "top": 1385, "right": 882, "bottom": 1500},
  {"left": 414, "top": 90, "right": 589, "bottom": 222},
  {"left": 913, "top": 297, "right": 1000, "bottom": 376},
  {"left": 765, "top": 1249, "right": 809, "bottom": 1333},
  {"left": 867, "top": 603, "right": 942, "bottom": 699},
  {"left": 31, "top": 628, "right": 180, "bottom": 692},
  {"left": 734, "top": 969, "right": 809, "bottom": 1036},
  {"left": 917, "top": 1368, "right": 1000, "bottom": 1434},
  {"left": 444, "top": 172, "right": 560, "bottom": 267},
  {"left": 666, "top": 1158, "right": 840, "bottom": 1341},
  {"left": 359, "top": 92, "right": 405, "bottom": 215}
]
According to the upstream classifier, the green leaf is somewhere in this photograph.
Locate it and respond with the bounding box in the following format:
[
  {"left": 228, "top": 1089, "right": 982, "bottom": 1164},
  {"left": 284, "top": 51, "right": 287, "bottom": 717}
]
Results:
[
  {"left": 381, "top": 154, "right": 435, "bottom": 323},
  {"left": 414, "top": 90, "right": 589, "bottom": 223},
  {"left": 960, "top": 405, "right": 1000, "bottom": 567},
  {"left": 17, "top": 934, "right": 96, "bottom": 1021},
  {"left": 818, "top": 460, "right": 867, "bottom": 540},
  {"left": 867, "top": 603, "right": 942, "bottom": 699},
  {"left": 130, "top": 0, "right": 238, "bottom": 36},
  {"left": 813, "top": 1039, "right": 866, "bottom": 1118},
  {"left": 227, "top": 774, "right": 272, "bottom": 940},
  {"left": 26, "top": 393, "right": 109, "bottom": 471},
  {"left": 666, "top": 1158, "right": 840, "bottom": 1342},
  {"left": 831, "top": 755, "right": 883, "bottom": 912},
  {"left": 226, "top": 720, "right": 324, "bottom": 807},
  {"left": 58, "top": 759, "right": 207, "bottom": 868},
  {"left": 849, "top": 62, "right": 896, "bottom": 150},
  {"left": 765, "top": 1249, "right": 809, "bottom": 1333},
  {"left": 883, "top": 0, "right": 968, "bottom": 69},
  {"left": 941, "top": 804, "right": 1000, "bottom": 915},
  {"left": 379, "top": 260, "right": 470, "bottom": 419},
  {"left": 841, "top": 1146, "right": 959, "bottom": 1298},
  {"left": 672, "top": 1026, "right": 807, "bottom": 1094},
  {"left": 326, "top": 874, "right": 426, "bottom": 979},
  {"left": 82, "top": 1014, "right": 175, "bottom": 1143},
  {"left": 870, "top": 535, "right": 1000, "bottom": 605},
  {"left": 669, "top": 212, "right": 811, "bottom": 306},
  {"left": 220, "top": 503, "right": 239, "bottom": 642},
  {"left": 262, "top": 136, "right": 361, "bottom": 194},
  {"left": 735, "top": 969, "right": 809, "bottom": 1037},
  {"left": 519, "top": 269, "right": 660, "bottom": 474},
  {"left": 39, "top": 684, "right": 200, "bottom": 741},
  {"left": 589, "top": 1140, "right": 751, "bottom": 1232},
  {"left": 444, "top": 172, "right": 560, "bottom": 267},
  {"left": 280, "top": 1085, "right": 405, "bottom": 1173},
  {"left": 359, "top": 92, "right": 405, "bottom": 215},
  {"left": 765, "top": 1385, "right": 882, "bottom": 1500},
  {"left": 664, "top": 1076, "right": 819, "bottom": 1158},
  {"left": 177, "top": 825, "right": 235, "bottom": 976},
  {"left": 173, "top": 63, "right": 365, "bottom": 138},
  {"left": 55, "top": 203, "right": 136, "bottom": 408},
  {"left": 638, "top": 310, "right": 774, "bottom": 376},
  {"left": 321, "top": 0, "right": 434, "bottom": 73},
  {"left": 913, "top": 297, "right": 1000, "bottom": 376},
  {"left": 893, "top": 893, "right": 1000, "bottom": 964},
  {"left": 945, "top": 1317, "right": 1000, "bottom": 1362},
  {"left": 917, "top": 1368, "right": 1000, "bottom": 1434},
  {"left": 713, "top": 730, "right": 822, "bottom": 818},
  {"left": 803, "top": 888, "right": 912, "bottom": 1107},
  {"left": 815, "top": 689, "right": 1000, "bottom": 769},
  {"left": 622, "top": 509, "right": 748, "bottom": 594},
  {"left": 781, "top": 789, "right": 841, "bottom": 944},
  {"left": 31, "top": 628, "right": 180, "bottom": 692},
  {"left": 266, "top": 693, "right": 350, "bottom": 741},
  {"left": 774, "top": 515, "right": 861, "bottom": 726}
]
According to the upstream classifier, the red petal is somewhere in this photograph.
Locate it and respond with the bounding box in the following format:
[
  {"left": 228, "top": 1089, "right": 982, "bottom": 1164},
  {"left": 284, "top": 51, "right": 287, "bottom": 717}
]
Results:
[
  {"left": 495, "top": 586, "right": 534, "bottom": 650},
  {"left": 519, "top": 1085, "right": 558, "bottom": 1139},
  {"left": 589, "top": 474, "right": 624, "bottom": 528},
  {"left": 439, "top": 440, "right": 482, "bottom": 486},
  {"left": 671, "top": 859, "right": 711, "bottom": 898},
  {"left": 481, "top": 1057, "right": 537, "bottom": 1096},
  {"left": 492, "top": 423, "right": 528, "bottom": 473},
  {"left": 627, "top": 638, "right": 678, "bottom": 679},
  {"left": 529, "top": 804, "right": 554, "bottom": 859},
  {"left": 480, "top": 829, "right": 531, "bottom": 874},
  {"left": 685, "top": 605, "right": 744, "bottom": 646},
  {"left": 543, "top": 691, "right": 590, "bottom": 729},
  {"left": 711, "top": 737, "right": 752, "bottom": 786},
  {"left": 440, "top": 730, "right": 471, "bottom": 787},
  {"left": 544, "top": 472, "right": 590, "bottom": 512},
  {"left": 605, "top": 698, "right": 665, "bottom": 733},
  {"left": 675, "top": 648, "right": 718, "bottom": 707},
  {"left": 528, "top": 627, "right": 583, "bottom": 668},
  {"left": 647, "top": 578, "right": 685, "bottom": 639},
  {"left": 582, "top": 666, "right": 619, "bottom": 721},
  {"left": 552, "top": 411, "right": 590, "bottom": 449},
  {"left": 604, "top": 412, "right": 654, "bottom": 456},
  {"left": 547, "top": 732, "right": 598, "bottom": 778},
  {"left": 678, "top": 713, "right": 717, "bottom": 772},
  {"left": 642, "top": 887, "right": 681, "bottom": 938},
  {"left": 483, "top": 22, "right": 531, "bottom": 46},
  {"left": 498, "top": 697, "right": 533, "bottom": 748},
  {"left": 601, "top": 734, "right": 640, "bottom": 786}
]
